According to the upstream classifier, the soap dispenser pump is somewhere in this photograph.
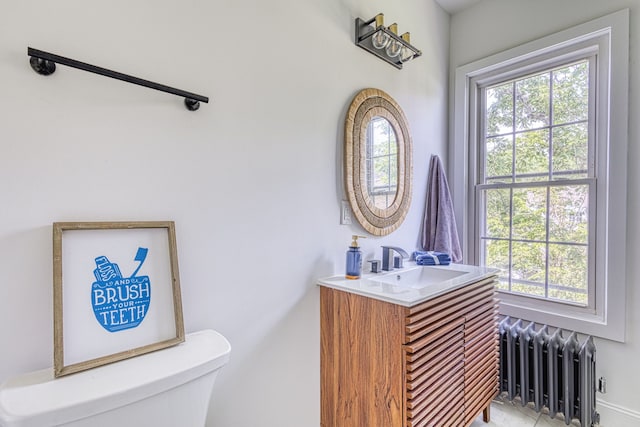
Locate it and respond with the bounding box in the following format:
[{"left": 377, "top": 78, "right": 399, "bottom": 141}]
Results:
[{"left": 346, "top": 235, "right": 366, "bottom": 280}]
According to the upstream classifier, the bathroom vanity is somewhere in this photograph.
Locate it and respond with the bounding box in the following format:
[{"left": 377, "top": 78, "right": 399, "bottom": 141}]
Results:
[{"left": 318, "top": 263, "right": 499, "bottom": 427}]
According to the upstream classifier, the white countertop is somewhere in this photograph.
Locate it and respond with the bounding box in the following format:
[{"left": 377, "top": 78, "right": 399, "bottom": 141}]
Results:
[{"left": 318, "top": 262, "right": 498, "bottom": 307}]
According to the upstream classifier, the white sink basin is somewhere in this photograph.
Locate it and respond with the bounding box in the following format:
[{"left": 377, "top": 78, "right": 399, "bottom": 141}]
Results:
[
  {"left": 318, "top": 262, "right": 498, "bottom": 306},
  {"left": 370, "top": 266, "right": 469, "bottom": 289}
]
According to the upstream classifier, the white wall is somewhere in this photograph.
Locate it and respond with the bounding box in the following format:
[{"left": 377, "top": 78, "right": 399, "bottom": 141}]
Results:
[
  {"left": 0, "top": 1, "right": 450, "bottom": 426},
  {"left": 449, "top": 1, "right": 640, "bottom": 424}
]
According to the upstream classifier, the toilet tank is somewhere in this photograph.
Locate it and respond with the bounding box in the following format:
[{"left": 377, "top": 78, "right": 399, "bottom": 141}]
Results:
[{"left": 0, "top": 329, "right": 231, "bottom": 427}]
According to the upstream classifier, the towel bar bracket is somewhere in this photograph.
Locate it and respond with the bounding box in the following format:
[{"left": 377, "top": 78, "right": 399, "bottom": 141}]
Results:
[
  {"left": 184, "top": 98, "right": 200, "bottom": 111},
  {"left": 30, "top": 57, "right": 56, "bottom": 76}
]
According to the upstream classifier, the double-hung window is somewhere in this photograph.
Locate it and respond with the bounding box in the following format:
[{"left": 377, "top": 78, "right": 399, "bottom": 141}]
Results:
[
  {"left": 479, "top": 59, "right": 594, "bottom": 306},
  {"left": 452, "top": 10, "right": 629, "bottom": 341}
]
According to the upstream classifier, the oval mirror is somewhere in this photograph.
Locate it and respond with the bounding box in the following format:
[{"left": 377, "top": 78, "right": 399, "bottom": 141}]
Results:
[{"left": 344, "top": 88, "right": 412, "bottom": 236}]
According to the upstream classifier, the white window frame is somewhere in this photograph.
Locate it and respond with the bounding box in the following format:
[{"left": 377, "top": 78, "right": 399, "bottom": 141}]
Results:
[{"left": 451, "top": 9, "right": 629, "bottom": 342}]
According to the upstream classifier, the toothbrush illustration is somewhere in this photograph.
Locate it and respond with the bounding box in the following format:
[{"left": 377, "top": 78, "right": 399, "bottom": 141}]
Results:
[{"left": 130, "top": 247, "right": 148, "bottom": 278}]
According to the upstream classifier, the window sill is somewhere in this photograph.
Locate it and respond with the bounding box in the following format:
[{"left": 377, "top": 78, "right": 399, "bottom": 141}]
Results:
[{"left": 498, "top": 292, "right": 625, "bottom": 342}]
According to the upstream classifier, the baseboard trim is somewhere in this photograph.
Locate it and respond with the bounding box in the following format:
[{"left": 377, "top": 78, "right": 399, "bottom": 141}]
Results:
[{"left": 597, "top": 398, "right": 640, "bottom": 426}]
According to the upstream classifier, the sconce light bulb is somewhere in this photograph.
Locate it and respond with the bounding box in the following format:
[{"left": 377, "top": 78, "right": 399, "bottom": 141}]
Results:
[
  {"left": 399, "top": 33, "right": 413, "bottom": 63},
  {"left": 400, "top": 48, "right": 414, "bottom": 63},
  {"left": 372, "top": 30, "right": 390, "bottom": 49},
  {"left": 386, "top": 40, "right": 402, "bottom": 58}
]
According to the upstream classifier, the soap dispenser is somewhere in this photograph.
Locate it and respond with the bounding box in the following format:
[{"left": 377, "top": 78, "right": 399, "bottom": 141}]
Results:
[{"left": 346, "top": 235, "right": 366, "bottom": 280}]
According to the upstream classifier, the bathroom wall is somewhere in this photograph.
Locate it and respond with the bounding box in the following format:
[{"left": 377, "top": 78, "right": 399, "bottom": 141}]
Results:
[
  {"left": 449, "top": 1, "right": 640, "bottom": 424},
  {"left": 0, "top": 1, "right": 449, "bottom": 426}
]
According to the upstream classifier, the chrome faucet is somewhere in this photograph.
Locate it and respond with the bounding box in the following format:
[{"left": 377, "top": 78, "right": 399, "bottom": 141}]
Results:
[{"left": 381, "top": 246, "right": 409, "bottom": 271}]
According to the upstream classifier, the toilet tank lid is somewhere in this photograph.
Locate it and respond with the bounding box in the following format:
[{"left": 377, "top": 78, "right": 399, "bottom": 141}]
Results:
[{"left": 0, "top": 329, "right": 230, "bottom": 427}]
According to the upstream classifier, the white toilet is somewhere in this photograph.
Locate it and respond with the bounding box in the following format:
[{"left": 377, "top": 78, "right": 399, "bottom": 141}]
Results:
[{"left": 0, "top": 329, "right": 230, "bottom": 427}]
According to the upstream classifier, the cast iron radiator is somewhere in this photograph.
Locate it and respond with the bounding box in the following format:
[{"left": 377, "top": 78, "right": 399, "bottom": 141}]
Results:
[{"left": 498, "top": 317, "right": 599, "bottom": 426}]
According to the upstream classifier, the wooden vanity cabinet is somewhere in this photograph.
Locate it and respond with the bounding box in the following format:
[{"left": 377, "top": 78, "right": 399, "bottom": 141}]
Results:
[{"left": 320, "top": 276, "right": 499, "bottom": 427}]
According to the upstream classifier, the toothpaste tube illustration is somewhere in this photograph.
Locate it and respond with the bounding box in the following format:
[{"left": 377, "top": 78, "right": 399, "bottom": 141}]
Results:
[{"left": 93, "top": 255, "right": 123, "bottom": 283}]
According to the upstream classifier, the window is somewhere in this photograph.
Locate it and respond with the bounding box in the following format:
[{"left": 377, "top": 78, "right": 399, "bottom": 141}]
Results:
[
  {"left": 452, "top": 10, "right": 628, "bottom": 341},
  {"left": 479, "top": 60, "right": 594, "bottom": 307}
]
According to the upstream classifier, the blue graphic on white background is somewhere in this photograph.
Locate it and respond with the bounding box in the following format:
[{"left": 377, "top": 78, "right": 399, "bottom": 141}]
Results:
[{"left": 91, "top": 247, "right": 151, "bottom": 332}]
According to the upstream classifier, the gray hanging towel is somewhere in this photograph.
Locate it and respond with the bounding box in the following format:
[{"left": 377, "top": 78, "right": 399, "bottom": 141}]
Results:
[{"left": 421, "top": 155, "right": 462, "bottom": 262}]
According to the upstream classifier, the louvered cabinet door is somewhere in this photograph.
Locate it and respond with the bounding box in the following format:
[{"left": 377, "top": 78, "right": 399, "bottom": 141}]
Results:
[
  {"left": 404, "top": 317, "right": 465, "bottom": 427},
  {"left": 403, "top": 281, "right": 487, "bottom": 426},
  {"left": 404, "top": 276, "right": 499, "bottom": 427},
  {"left": 463, "top": 279, "right": 499, "bottom": 426}
]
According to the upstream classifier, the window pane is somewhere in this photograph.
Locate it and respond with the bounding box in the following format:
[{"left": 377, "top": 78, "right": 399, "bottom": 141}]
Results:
[
  {"left": 370, "top": 118, "right": 397, "bottom": 156},
  {"left": 486, "top": 83, "right": 514, "bottom": 136},
  {"left": 484, "top": 189, "right": 510, "bottom": 238},
  {"left": 372, "top": 134, "right": 390, "bottom": 156},
  {"left": 512, "top": 187, "right": 547, "bottom": 241},
  {"left": 548, "top": 243, "right": 588, "bottom": 305},
  {"left": 484, "top": 239, "right": 510, "bottom": 271},
  {"left": 552, "top": 123, "right": 588, "bottom": 178},
  {"left": 515, "top": 129, "right": 549, "bottom": 181},
  {"left": 515, "top": 73, "right": 550, "bottom": 131},
  {"left": 549, "top": 185, "right": 588, "bottom": 243},
  {"left": 389, "top": 155, "right": 397, "bottom": 187},
  {"left": 511, "top": 242, "right": 546, "bottom": 297},
  {"left": 484, "top": 238, "right": 510, "bottom": 290},
  {"left": 553, "top": 62, "right": 589, "bottom": 125},
  {"left": 373, "top": 157, "right": 390, "bottom": 188},
  {"left": 496, "top": 279, "right": 509, "bottom": 291},
  {"left": 486, "top": 135, "right": 513, "bottom": 180}
]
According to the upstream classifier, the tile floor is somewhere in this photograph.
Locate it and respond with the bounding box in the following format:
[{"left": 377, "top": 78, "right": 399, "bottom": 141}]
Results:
[{"left": 470, "top": 397, "right": 581, "bottom": 427}]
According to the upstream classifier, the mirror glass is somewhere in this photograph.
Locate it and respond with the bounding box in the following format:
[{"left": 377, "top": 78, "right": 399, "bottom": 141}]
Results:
[
  {"left": 366, "top": 116, "right": 398, "bottom": 209},
  {"left": 344, "top": 88, "right": 412, "bottom": 236}
]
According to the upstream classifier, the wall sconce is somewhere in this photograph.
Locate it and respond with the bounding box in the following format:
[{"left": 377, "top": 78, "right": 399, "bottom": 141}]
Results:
[{"left": 355, "top": 13, "right": 422, "bottom": 69}]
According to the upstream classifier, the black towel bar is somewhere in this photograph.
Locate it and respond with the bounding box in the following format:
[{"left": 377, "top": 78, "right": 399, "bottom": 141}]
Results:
[{"left": 27, "top": 47, "right": 209, "bottom": 111}]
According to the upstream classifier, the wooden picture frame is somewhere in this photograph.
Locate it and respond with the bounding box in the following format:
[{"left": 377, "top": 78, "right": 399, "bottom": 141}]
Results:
[{"left": 52, "top": 221, "right": 185, "bottom": 377}]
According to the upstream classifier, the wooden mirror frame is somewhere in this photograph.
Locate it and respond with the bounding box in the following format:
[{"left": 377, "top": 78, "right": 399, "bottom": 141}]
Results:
[{"left": 344, "top": 88, "right": 413, "bottom": 236}]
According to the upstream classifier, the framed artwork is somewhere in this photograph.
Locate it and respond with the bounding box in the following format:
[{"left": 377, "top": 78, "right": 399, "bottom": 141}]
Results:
[{"left": 52, "top": 221, "right": 185, "bottom": 377}]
